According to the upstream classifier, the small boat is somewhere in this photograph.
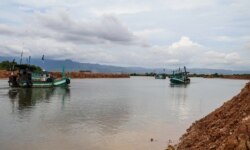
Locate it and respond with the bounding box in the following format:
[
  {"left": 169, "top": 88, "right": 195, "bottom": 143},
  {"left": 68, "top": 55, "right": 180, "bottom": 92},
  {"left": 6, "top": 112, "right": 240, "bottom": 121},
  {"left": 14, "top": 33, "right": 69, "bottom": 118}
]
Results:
[
  {"left": 8, "top": 64, "right": 70, "bottom": 88},
  {"left": 155, "top": 74, "right": 167, "bottom": 79},
  {"left": 169, "top": 66, "right": 190, "bottom": 84}
]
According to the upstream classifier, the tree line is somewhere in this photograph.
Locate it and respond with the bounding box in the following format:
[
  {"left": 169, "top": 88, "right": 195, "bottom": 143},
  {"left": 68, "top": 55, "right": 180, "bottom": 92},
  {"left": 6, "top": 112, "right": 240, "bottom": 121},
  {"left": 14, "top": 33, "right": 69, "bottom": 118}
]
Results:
[{"left": 0, "top": 60, "right": 42, "bottom": 72}]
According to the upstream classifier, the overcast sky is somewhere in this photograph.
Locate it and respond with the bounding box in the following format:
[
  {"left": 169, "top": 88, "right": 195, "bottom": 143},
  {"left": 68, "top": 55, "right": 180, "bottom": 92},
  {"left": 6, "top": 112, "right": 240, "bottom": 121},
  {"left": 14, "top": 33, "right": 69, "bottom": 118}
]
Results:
[{"left": 0, "top": 0, "right": 250, "bottom": 70}]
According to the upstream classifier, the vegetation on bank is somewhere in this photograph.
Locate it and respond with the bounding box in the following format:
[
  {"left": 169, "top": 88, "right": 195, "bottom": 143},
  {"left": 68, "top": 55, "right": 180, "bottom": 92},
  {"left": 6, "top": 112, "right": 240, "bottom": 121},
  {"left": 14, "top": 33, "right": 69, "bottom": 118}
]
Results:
[
  {"left": 0, "top": 60, "right": 42, "bottom": 72},
  {"left": 0, "top": 61, "right": 17, "bottom": 70}
]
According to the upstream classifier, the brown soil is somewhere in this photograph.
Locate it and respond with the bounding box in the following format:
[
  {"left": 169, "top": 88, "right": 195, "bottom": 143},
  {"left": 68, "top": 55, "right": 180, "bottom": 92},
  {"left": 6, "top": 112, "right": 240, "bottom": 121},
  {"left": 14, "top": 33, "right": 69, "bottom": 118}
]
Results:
[
  {"left": 52, "top": 72, "right": 130, "bottom": 78},
  {"left": 203, "top": 75, "right": 250, "bottom": 80},
  {"left": 0, "top": 70, "right": 130, "bottom": 78},
  {"left": 0, "top": 70, "right": 11, "bottom": 78},
  {"left": 223, "top": 75, "right": 250, "bottom": 80},
  {"left": 177, "top": 81, "right": 250, "bottom": 150}
]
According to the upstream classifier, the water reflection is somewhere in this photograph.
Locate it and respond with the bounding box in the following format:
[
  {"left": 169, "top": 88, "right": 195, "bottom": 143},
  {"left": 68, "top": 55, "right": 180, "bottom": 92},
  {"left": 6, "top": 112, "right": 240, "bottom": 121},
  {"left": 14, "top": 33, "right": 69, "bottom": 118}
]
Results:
[
  {"left": 8, "top": 87, "right": 70, "bottom": 111},
  {"left": 0, "top": 78, "right": 248, "bottom": 150},
  {"left": 169, "top": 83, "right": 189, "bottom": 88},
  {"left": 169, "top": 84, "right": 188, "bottom": 100},
  {"left": 169, "top": 83, "right": 190, "bottom": 120}
]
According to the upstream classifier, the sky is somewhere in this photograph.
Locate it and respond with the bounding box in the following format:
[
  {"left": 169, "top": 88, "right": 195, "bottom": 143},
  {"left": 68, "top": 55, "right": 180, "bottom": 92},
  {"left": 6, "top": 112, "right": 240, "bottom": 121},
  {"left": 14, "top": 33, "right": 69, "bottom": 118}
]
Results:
[{"left": 0, "top": 0, "right": 250, "bottom": 70}]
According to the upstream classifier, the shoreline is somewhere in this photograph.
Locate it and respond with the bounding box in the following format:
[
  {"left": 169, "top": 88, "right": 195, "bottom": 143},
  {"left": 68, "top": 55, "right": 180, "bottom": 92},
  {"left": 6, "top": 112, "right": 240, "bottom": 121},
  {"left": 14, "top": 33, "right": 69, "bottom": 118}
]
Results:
[
  {"left": 130, "top": 74, "right": 250, "bottom": 80},
  {"left": 1, "top": 70, "right": 250, "bottom": 79},
  {"left": 173, "top": 81, "right": 250, "bottom": 149},
  {"left": 0, "top": 70, "right": 130, "bottom": 79}
]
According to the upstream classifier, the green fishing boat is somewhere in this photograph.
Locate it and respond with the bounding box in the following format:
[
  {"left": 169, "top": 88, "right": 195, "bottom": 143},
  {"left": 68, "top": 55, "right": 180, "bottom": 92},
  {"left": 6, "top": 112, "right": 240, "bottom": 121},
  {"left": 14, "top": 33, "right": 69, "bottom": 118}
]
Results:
[
  {"left": 169, "top": 66, "right": 190, "bottom": 84},
  {"left": 8, "top": 64, "right": 70, "bottom": 88},
  {"left": 155, "top": 74, "right": 167, "bottom": 79}
]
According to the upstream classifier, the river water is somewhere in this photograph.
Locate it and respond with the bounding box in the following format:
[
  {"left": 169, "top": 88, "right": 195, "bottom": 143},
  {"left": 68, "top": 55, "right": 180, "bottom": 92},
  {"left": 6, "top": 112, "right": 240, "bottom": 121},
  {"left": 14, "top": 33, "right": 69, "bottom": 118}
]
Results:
[{"left": 0, "top": 77, "right": 248, "bottom": 150}]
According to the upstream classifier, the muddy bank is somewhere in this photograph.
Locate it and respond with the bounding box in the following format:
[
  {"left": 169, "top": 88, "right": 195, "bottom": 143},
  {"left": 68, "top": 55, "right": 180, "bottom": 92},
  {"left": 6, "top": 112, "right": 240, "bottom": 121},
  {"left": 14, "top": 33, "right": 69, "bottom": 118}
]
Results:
[
  {"left": 188, "top": 73, "right": 250, "bottom": 80},
  {"left": 177, "top": 81, "right": 250, "bottom": 149},
  {"left": 202, "top": 75, "right": 250, "bottom": 80},
  {"left": 0, "top": 70, "right": 130, "bottom": 78}
]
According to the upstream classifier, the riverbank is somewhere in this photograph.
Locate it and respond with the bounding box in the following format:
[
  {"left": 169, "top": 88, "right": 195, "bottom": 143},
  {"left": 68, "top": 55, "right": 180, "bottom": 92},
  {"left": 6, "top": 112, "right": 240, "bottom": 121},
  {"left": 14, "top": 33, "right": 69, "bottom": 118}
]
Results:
[
  {"left": 0, "top": 70, "right": 130, "bottom": 78},
  {"left": 176, "top": 81, "right": 250, "bottom": 149},
  {"left": 202, "top": 74, "right": 250, "bottom": 80},
  {"left": 130, "top": 73, "right": 250, "bottom": 80},
  {"left": 53, "top": 72, "right": 130, "bottom": 78}
]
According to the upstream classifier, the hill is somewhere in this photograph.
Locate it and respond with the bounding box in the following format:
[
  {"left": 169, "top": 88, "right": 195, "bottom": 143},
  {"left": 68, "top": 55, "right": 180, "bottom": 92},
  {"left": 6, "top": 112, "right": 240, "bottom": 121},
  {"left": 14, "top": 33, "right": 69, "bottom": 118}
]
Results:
[{"left": 0, "top": 56, "right": 249, "bottom": 74}]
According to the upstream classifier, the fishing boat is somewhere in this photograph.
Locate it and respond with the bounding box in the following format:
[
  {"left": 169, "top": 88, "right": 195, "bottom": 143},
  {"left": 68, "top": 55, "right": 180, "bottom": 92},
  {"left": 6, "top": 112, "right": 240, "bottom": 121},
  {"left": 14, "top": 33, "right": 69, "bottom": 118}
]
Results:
[
  {"left": 8, "top": 64, "right": 70, "bottom": 88},
  {"left": 155, "top": 69, "right": 167, "bottom": 79},
  {"left": 155, "top": 74, "right": 167, "bottom": 79},
  {"left": 169, "top": 66, "right": 190, "bottom": 84}
]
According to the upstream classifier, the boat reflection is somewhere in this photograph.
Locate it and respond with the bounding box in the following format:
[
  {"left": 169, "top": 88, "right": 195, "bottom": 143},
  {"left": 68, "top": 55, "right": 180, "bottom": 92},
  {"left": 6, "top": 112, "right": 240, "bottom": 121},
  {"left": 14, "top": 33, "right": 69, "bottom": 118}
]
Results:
[
  {"left": 169, "top": 83, "right": 189, "bottom": 88},
  {"left": 8, "top": 87, "right": 70, "bottom": 111},
  {"left": 169, "top": 82, "right": 191, "bottom": 120}
]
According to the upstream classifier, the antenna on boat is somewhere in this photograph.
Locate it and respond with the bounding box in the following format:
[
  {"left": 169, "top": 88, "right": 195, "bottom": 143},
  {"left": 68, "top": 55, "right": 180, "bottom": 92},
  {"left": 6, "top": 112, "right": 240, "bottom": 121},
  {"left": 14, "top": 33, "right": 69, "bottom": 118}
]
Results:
[
  {"left": 11, "top": 59, "right": 15, "bottom": 71},
  {"left": 20, "top": 50, "right": 23, "bottom": 64},
  {"left": 42, "top": 54, "right": 45, "bottom": 71},
  {"left": 28, "top": 56, "right": 31, "bottom": 65},
  {"left": 62, "top": 65, "right": 65, "bottom": 78}
]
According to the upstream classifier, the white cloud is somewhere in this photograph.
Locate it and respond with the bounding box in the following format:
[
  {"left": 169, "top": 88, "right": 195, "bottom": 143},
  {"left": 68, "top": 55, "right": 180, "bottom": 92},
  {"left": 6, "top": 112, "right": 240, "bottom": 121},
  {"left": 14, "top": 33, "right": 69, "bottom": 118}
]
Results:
[
  {"left": 36, "top": 12, "right": 139, "bottom": 44},
  {"left": 90, "top": 4, "right": 151, "bottom": 16},
  {"left": 134, "top": 28, "right": 164, "bottom": 39},
  {"left": 161, "top": 0, "right": 215, "bottom": 10},
  {"left": 169, "top": 36, "right": 201, "bottom": 49},
  {"left": 214, "top": 35, "right": 250, "bottom": 43},
  {"left": 149, "top": 37, "right": 245, "bottom": 69},
  {"left": 0, "top": 12, "right": 145, "bottom": 46},
  {"left": 204, "top": 51, "right": 241, "bottom": 65},
  {"left": 225, "top": 52, "right": 241, "bottom": 60},
  {"left": 0, "top": 0, "right": 249, "bottom": 70},
  {"left": 214, "top": 36, "right": 234, "bottom": 42},
  {"left": 150, "top": 36, "right": 203, "bottom": 67}
]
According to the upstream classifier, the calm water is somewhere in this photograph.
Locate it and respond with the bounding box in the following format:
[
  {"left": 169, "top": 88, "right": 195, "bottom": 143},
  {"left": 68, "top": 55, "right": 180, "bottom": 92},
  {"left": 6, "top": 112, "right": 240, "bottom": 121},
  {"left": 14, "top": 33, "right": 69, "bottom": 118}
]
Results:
[{"left": 0, "top": 77, "right": 248, "bottom": 150}]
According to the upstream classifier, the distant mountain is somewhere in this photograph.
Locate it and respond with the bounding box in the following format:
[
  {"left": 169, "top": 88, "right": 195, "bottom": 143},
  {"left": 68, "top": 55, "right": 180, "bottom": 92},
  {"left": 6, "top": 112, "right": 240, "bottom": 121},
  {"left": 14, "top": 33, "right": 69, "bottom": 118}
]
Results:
[
  {"left": 0, "top": 56, "right": 249, "bottom": 74},
  {"left": 0, "top": 56, "right": 152, "bottom": 73}
]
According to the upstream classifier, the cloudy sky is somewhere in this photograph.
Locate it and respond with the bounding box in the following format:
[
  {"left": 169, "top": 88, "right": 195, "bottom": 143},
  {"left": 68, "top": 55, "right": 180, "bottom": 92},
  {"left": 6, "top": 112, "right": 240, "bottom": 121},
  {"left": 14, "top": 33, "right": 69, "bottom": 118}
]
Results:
[{"left": 0, "top": 0, "right": 250, "bottom": 70}]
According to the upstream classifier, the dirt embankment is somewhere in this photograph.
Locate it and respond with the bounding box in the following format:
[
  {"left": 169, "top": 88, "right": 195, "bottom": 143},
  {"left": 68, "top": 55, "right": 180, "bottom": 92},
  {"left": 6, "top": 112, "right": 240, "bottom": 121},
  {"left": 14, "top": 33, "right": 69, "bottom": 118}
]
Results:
[
  {"left": 203, "top": 75, "right": 250, "bottom": 80},
  {"left": 52, "top": 72, "right": 130, "bottom": 78},
  {"left": 222, "top": 75, "right": 250, "bottom": 80},
  {"left": 177, "top": 82, "right": 250, "bottom": 150},
  {"left": 0, "top": 70, "right": 11, "bottom": 78},
  {"left": 0, "top": 70, "right": 130, "bottom": 78}
]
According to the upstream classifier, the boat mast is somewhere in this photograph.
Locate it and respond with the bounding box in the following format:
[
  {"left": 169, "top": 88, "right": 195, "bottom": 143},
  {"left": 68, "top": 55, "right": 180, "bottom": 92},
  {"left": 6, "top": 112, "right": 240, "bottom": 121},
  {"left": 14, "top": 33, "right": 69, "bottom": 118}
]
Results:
[{"left": 20, "top": 50, "right": 23, "bottom": 64}]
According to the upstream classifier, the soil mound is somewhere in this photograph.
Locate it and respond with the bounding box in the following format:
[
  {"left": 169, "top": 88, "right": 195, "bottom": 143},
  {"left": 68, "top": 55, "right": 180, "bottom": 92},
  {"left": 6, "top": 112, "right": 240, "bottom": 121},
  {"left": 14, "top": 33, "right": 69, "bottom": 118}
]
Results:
[{"left": 177, "top": 82, "right": 250, "bottom": 150}]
